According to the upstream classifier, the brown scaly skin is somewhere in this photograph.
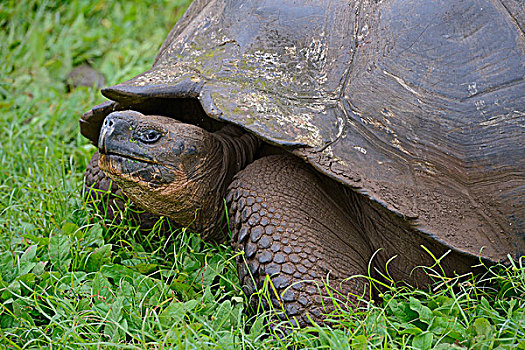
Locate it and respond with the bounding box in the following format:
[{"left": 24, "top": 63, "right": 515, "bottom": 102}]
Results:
[
  {"left": 227, "top": 154, "right": 371, "bottom": 325},
  {"left": 227, "top": 153, "right": 481, "bottom": 325},
  {"left": 88, "top": 110, "right": 479, "bottom": 326}
]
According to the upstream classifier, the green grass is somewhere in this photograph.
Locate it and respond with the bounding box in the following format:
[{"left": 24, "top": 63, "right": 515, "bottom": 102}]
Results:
[{"left": 1, "top": 0, "right": 524, "bottom": 348}]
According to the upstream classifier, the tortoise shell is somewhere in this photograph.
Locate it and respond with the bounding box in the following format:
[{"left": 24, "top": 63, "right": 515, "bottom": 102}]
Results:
[{"left": 80, "top": 0, "right": 525, "bottom": 262}]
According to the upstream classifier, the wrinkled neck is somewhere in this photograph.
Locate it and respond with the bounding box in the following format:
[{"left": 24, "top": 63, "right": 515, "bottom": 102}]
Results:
[
  {"left": 213, "top": 125, "right": 260, "bottom": 189},
  {"left": 198, "top": 125, "right": 260, "bottom": 241}
]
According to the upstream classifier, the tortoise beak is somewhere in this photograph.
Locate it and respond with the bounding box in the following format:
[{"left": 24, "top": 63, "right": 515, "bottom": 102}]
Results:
[
  {"left": 98, "top": 118, "right": 111, "bottom": 153},
  {"left": 98, "top": 113, "right": 122, "bottom": 154}
]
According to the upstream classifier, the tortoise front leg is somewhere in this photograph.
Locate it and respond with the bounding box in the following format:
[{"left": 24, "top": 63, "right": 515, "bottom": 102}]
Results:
[
  {"left": 84, "top": 151, "right": 172, "bottom": 231},
  {"left": 227, "top": 154, "right": 371, "bottom": 326}
]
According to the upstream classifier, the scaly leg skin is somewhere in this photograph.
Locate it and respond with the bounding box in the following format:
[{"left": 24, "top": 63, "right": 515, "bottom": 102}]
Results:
[
  {"left": 227, "top": 154, "right": 371, "bottom": 327},
  {"left": 84, "top": 151, "right": 174, "bottom": 231}
]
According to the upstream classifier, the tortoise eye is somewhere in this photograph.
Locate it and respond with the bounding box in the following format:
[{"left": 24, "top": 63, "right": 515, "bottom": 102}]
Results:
[{"left": 139, "top": 129, "right": 162, "bottom": 143}]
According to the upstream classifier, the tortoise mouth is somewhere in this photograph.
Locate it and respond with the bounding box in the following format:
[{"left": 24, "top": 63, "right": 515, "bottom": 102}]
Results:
[
  {"left": 98, "top": 130, "right": 157, "bottom": 166},
  {"left": 101, "top": 151, "right": 153, "bottom": 165},
  {"left": 99, "top": 153, "right": 174, "bottom": 187},
  {"left": 99, "top": 152, "right": 150, "bottom": 176}
]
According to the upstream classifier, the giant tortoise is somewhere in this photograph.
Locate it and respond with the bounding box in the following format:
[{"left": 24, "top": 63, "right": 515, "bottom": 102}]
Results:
[{"left": 81, "top": 0, "right": 525, "bottom": 325}]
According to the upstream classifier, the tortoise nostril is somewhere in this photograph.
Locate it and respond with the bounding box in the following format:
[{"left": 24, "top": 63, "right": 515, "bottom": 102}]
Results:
[{"left": 103, "top": 118, "right": 114, "bottom": 128}]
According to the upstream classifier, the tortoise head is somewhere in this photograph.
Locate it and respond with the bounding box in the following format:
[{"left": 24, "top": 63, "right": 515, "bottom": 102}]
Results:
[{"left": 97, "top": 110, "right": 225, "bottom": 231}]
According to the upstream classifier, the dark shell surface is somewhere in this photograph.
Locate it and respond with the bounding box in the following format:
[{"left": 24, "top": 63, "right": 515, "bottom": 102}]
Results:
[{"left": 81, "top": 0, "right": 525, "bottom": 262}]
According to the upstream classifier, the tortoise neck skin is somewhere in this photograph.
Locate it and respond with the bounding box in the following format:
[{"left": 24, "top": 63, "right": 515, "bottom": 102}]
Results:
[
  {"left": 97, "top": 111, "right": 260, "bottom": 240},
  {"left": 202, "top": 125, "right": 260, "bottom": 240}
]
